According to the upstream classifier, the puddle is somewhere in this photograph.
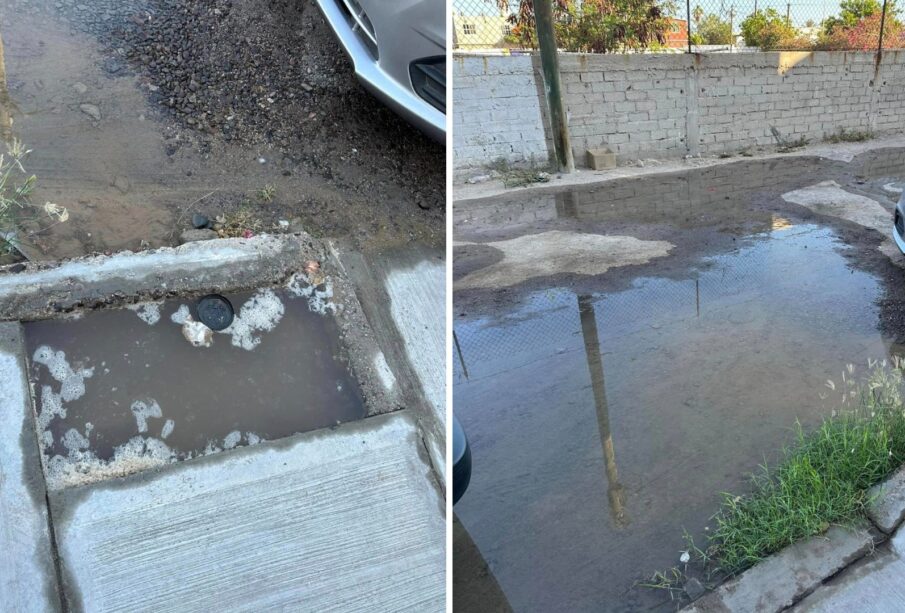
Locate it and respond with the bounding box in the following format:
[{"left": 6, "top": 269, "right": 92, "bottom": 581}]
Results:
[
  {"left": 453, "top": 156, "right": 905, "bottom": 611},
  {"left": 25, "top": 288, "right": 365, "bottom": 490}
]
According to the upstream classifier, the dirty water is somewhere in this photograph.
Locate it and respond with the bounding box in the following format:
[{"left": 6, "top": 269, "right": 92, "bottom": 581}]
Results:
[
  {"left": 25, "top": 288, "right": 365, "bottom": 490},
  {"left": 452, "top": 154, "right": 905, "bottom": 612}
]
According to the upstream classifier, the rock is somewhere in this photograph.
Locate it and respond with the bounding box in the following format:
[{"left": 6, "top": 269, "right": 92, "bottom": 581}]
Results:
[
  {"left": 277, "top": 220, "right": 289, "bottom": 229},
  {"left": 466, "top": 174, "right": 491, "bottom": 184},
  {"left": 867, "top": 465, "right": 905, "bottom": 533},
  {"left": 684, "top": 577, "right": 706, "bottom": 600},
  {"left": 8, "top": 263, "right": 26, "bottom": 274},
  {"left": 79, "top": 104, "right": 101, "bottom": 121},
  {"left": 112, "top": 176, "right": 131, "bottom": 194},
  {"left": 191, "top": 213, "right": 211, "bottom": 229},
  {"left": 72, "top": 82, "right": 88, "bottom": 94},
  {"left": 179, "top": 229, "right": 217, "bottom": 244}
]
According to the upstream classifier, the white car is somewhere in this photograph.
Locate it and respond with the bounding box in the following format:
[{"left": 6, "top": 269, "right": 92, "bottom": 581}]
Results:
[{"left": 316, "top": 0, "right": 445, "bottom": 142}]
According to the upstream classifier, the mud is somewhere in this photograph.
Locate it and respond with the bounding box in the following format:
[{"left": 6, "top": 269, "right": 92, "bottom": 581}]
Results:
[
  {"left": 452, "top": 151, "right": 905, "bottom": 612},
  {"left": 0, "top": 1, "right": 443, "bottom": 261}
]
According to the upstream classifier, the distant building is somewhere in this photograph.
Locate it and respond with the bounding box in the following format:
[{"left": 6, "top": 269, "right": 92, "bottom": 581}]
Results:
[
  {"left": 665, "top": 18, "right": 689, "bottom": 48},
  {"left": 453, "top": 12, "right": 512, "bottom": 49}
]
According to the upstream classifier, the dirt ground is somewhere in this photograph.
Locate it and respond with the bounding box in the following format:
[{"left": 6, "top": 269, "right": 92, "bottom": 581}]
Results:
[{"left": 0, "top": 0, "right": 444, "bottom": 261}]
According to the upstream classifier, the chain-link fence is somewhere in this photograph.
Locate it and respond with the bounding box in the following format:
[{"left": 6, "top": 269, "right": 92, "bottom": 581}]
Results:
[{"left": 452, "top": 0, "right": 904, "bottom": 53}]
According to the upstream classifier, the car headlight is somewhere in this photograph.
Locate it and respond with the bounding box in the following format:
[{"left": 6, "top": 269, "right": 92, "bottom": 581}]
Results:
[{"left": 410, "top": 57, "right": 445, "bottom": 114}]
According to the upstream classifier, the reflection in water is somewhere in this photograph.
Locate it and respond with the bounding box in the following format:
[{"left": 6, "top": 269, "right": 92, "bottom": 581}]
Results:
[{"left": 578, "top": 294, "right": 629, "bottom": 528}]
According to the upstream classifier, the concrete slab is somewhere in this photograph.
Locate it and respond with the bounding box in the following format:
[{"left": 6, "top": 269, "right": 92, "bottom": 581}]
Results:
[
  {"left": 0, "top": 322, "right": 61, "bottom": 612},
  {"left": 867, "top": 465, "right": 905, "bottom": 533},
  {"left": 791, "top": 548, "right": 905, "bottom": 612},
  {"left": 781, "top": 180, "right": 891, "bottom": 234},
  {"left": 51, "top": 411, "right": 444, "bottom": 612},
  {"left": 0, "top": 234, "right": 320, "bottom": 322},
  {"left": 332, "top": 244, "right": 446, "bottom": 486},
  {"left": 686, "top": 524, "right": 873, "bottom": 613}
]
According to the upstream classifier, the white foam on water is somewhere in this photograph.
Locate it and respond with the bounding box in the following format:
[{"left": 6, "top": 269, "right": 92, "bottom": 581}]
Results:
[
  {"left": 161, "top": 419, "right": 175, "bottom": 440},
  {"left": 45, "top": 435, "right": 178, "bottom": 490},
  {"left": 36, "top": 386, "right": 65, "bottom": 436},
  {"left": 126, "top": 302, "right": 162, "bottom": 325},
  {"left": 287, "top": 273, "right": 338, "bottom": 315},
  {"left": 246, "top": 432, "right": 261, "bottom": 446},
  {"left": 32, "top": 345, "right": 94, "bottom": 403},
  {"left": 170, "top": 304, "right": 191, "bottom": 324},
  {"left": 62, "top": 428, "right": 90, "bottom": 455},
  {"left": 219, "top": 289, "right": 285, "bottom": 351},
  {"left": 223, "top": 430, "right": 242, "bottom": 449},
  {"left": 130, "top": 399, "right": 162, "bottom": 433}
]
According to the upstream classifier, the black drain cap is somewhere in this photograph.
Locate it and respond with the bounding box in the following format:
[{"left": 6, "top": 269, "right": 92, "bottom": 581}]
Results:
[{"left": 196, "top": 294, "right": 234, "bottom": 331}]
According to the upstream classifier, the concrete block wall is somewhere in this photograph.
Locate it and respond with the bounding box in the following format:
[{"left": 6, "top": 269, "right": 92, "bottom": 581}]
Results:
[
  {"left": 453, "top": 51, "right": 905, "bottom": 170},
  {"left": 452, "top": 54, "right": 552, "bottom": 169}
]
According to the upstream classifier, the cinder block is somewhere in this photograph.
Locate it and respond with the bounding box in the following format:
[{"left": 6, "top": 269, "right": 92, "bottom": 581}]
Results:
[{"left": 587, "top": 148, "right": 617, "bottom": 170}]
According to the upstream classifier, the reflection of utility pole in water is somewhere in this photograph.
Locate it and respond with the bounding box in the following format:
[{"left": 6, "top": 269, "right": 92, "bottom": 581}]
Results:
[
  {"left": 577, "top": 294, "right": 629, "bottom": 528},
  {"left": 0, "top": 33, "right": 13, "bottom": 143},
  {"left": 453, "top": 330, "right": 469, "bottom": 380}
]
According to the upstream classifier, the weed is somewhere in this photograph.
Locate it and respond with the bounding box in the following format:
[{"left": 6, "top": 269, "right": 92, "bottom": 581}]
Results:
[
  {"left": 0, "top": 140, "right": 67, "bottom": 257},
  {"left": 777, "top": 136, "right": 808, "bottom": 153},
  {"left": 825, "top": 128, "right": 873, "bottom": 144},
  {"left": 214, "top": 205, "right": 263, "bottom": 238},
  {"left": 486, "top": 157, "right": 553, "bottom": 188},
  {"left": 711, "top": 359, "right": 905, "bottom": 575},
  {"left": 257, "top": 184, "right": 276, "bottom": 203}
]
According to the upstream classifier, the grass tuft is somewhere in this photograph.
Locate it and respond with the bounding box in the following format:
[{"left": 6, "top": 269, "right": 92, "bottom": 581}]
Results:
[
  {"left": 825, "top": 128, "right": 873, "bottom": 144},
  {"left": 711, "top": 360, "right": 905, "bottom": 575}
]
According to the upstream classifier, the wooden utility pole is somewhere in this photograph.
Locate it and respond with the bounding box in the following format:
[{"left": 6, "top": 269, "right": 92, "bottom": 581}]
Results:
[{"left": 531, "top": 0, "right": 574, "bottom": 173}]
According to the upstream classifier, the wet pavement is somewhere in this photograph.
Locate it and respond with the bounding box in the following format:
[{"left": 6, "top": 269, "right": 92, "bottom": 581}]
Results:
[
  {"left": 24, "top": 288, "right": 365, "bottom": 490},
  {"left": 452, "top": 152, "right": 905, "bottom": 612}
]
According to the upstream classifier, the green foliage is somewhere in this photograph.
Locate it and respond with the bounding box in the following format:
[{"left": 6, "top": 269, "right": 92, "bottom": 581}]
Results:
[
  {"left": 506, "top": 0, "right": 678, "bottom": 53},
  {"left": 698, "top": 13, "right": 733, "bottom": 44},
  {"left": 711, "top": 361, "right": 905, "bottom": 574},
  {"left": 740, "top": 8, "right": 796, "bottom": 49}
]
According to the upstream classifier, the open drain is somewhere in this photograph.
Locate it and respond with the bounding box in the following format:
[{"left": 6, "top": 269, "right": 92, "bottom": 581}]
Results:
[{"left": 196, "top": 294, "right": 234, "bottom": 331}]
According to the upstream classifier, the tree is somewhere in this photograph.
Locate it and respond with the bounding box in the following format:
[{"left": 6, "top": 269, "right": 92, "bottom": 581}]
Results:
[
  {"left": 740, "top": 8, "right": 796, "bottom": 48},
  {"left": 823, "top": 0, "right": 898, "bottom": 34},
  {"left": 692, "top": 4, "right": 705, "bottom": 27},
  {"left": 698, "top": 13, "right": 733, "bottom": 44},
  {"left": 503, "top": 0, "right": 678, "bottom": 53}
]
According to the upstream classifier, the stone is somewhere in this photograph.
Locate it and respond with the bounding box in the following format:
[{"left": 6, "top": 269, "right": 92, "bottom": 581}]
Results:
[
  {"left": 684, "top": 577, "right": 706, "bottom": 601},
  {"left": 179, "top": 228, "right": 218, "bottom": 244},
  {"left": 867, "top": 465, "right": 905, "bottom": 533},
  {"left": 72, "top": 81, "right": 88, "bottom": 94},
  {"left": 112, "top": 176, "right": 130, "bottom": 194},
  {"left": 587, "top": 147, "right": 617, "bottom": 170},
  {"left": 191, "top": 213, "right": 211, "bottom": 229},
  {"left": 685, "top": 524, "right": 873, "bottom": 613},
  {"left": 79, "top": 104, "right": 101, "bottom": 121}
]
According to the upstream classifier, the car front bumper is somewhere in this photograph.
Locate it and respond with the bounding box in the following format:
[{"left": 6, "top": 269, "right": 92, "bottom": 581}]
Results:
[
  {"left": 895, "top": 197, "right": 905, "bottom": 255},
  {"left": 315, "top": 0, "right": 445, "bottom": 142}
]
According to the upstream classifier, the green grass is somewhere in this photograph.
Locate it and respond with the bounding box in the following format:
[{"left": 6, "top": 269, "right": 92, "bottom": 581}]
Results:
[{"left": 711, "top": 361, "right": 905, "bottom": 575}]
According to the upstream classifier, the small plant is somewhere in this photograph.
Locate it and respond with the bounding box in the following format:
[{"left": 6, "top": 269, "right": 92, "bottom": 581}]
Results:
[
  {"left": 486, "top": 157, "right": 553, "bottom": 189},
  {"left": 825, "top": 127, "right": 873, "bottom": 144},
  {"left": 0, "top": 140, "right": 68, "bottom": 257},
  {"left": 777, "top": 136, "right": 808, "bottom": 153},
  {"left": 256, "top": 184, "right": 276, "bottom": 203},
  {"left": 213, "top": 205, "right": 263, "bottom": 238}
]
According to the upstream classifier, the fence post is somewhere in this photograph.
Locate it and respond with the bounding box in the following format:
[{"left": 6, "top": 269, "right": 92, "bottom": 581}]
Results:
[
  {"left": 532, "top": 0, "right": 575, "bottom": 173},
  {"left": 878, "top": 0, "right": 889, "bottom": 56},
  {"left": 687, "top": 0, "right": 692, "bottom": 53}
]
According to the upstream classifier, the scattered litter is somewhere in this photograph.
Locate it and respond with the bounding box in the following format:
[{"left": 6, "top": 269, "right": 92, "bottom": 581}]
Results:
[
  {"left": 130, "top": 399, "right": 163, "bottom": 433},
  {"left": 196, "top": 294, "right": 234, "bottom": 331},
  {"left": 182, "top": 317, "right": 214, "bottom": 348}
]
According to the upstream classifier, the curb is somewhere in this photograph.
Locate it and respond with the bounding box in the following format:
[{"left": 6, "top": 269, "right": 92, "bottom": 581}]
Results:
[{"left": 683, "top": 464, "right": 905, "bottom": 612}]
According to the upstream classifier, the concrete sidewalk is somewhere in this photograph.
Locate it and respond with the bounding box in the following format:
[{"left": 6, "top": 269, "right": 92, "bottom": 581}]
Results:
[{"left": 0, "top": 234, "right": 446, "bottom": 611}]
